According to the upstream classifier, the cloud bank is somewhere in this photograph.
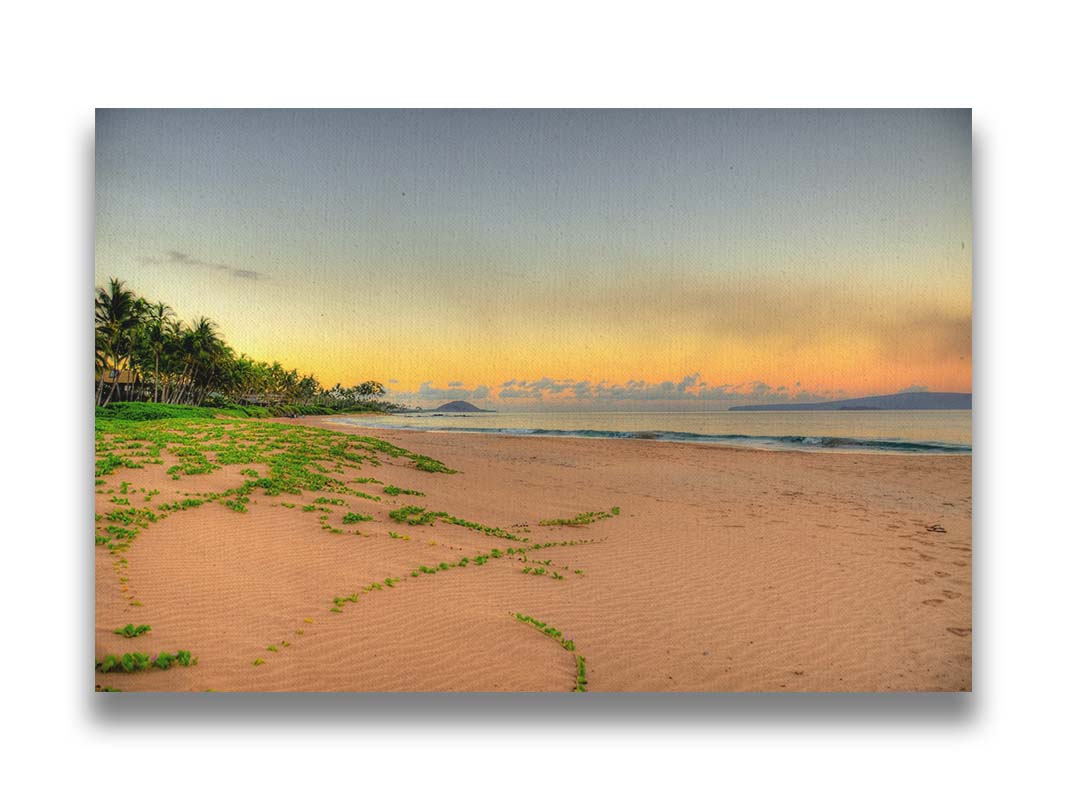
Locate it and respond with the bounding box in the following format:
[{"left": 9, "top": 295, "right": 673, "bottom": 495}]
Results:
[
  {"left": 387, "top": 373, "right": 861, "bottom": 410},
  {"left": 141, "top": 250, "right": 265, "bottom": 280}
]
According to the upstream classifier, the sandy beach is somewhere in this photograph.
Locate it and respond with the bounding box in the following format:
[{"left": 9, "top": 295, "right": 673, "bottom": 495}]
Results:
[{"left": 95, "top": 415, "right": 971, "bottom": 692}]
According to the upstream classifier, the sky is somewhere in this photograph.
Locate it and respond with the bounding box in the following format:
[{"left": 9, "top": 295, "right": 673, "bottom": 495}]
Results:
[{"left": 96, "top": 109, "right": 971, "bottom": 410}]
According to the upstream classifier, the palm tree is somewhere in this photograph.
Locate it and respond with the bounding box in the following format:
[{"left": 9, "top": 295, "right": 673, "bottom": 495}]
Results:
[
  {"left": 159, "top": 319, "right": 187, "bottom": 403},
  {"left": 93, "top": 278, "right": 390, "bottom": 412},
  {"left": 171, "top": 316, "right": 221, "bottom": 405},
  {"left": 95, "top": 278, "right": 144, "bottom": 405},
  {"left": 140, "top": 301, "right": 175, "bottom": 403}
]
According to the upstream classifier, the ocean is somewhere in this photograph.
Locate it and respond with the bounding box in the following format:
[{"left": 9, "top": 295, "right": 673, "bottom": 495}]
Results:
[{"left": 332, "top": 410, "right": 972, "bottom": 454}]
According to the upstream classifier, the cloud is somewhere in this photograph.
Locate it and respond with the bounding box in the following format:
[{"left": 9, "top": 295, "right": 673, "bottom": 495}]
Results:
[
  {"left": 397, "top": 373, "right": 842, "bottom": 410},
  {"left": 141, "top": 250, "right": 265, "bottom": 280},
  {"left": 390, "top": 381, "right": 493, "bottom": 407},
  {"left": 510, "top": 272, "right": 970, "bottom": 377},
  {"left": 876, "top": 312, "right": 971, "bottom": 366}
]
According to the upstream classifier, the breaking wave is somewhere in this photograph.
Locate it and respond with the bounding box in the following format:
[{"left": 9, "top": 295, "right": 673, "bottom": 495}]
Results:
[{"left": 336, "top": 420, "right": 971, "bottom": 454}]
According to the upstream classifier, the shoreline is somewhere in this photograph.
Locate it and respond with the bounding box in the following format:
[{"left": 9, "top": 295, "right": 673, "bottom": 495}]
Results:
[
  {"left": 301, "top": 415, "right": 974, "bottom": 457},
  {"left": 96, "top": 414, "right": 972, "bottom": 692}
]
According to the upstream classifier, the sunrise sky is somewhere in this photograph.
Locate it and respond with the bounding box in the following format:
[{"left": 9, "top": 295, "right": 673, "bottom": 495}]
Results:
[{"left": 95, "top": 109, "right": 971, "bottom": 410}]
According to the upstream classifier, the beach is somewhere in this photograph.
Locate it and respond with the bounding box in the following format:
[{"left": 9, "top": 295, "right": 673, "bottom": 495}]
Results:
[{"left": 95, "top": 415, "right": 971, "bottom": 692}]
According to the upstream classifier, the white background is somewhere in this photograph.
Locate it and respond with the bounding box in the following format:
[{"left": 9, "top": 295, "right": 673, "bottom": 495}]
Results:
[{"left": 2, "top": 1, "right": 1064, "bottom": 796}]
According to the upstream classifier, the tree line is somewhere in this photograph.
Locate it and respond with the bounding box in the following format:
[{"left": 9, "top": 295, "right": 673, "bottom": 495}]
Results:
[{"left": 95, "top": 277, "right": 392, "bottom": 411}]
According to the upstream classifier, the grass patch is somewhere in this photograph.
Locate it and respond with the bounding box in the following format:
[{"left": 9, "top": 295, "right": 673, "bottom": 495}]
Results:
[
  {"left": 513, "top": 613, "right": 587, "bottom": 692},
  {"left": 96, "top": 650, "right": 197, "bottom": 673},
  {"left": 382, "top": 485, "right": 425, "bottom": 497},
  {"left": 114, "top": 623, "right": 151, "bottom": 638},
  {"left": 539, "top": 507, "right": 621, "bottom": 527},
  {"left": 387, "top": 506, "right": 525, "bottom": 541},
  {"left": 389, "top": 505, "right": 448, "bottom": 525}
]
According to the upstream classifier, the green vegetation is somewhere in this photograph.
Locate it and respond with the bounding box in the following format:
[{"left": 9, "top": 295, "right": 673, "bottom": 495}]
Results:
[
  {"left": 382, "top": 485, "right": 425, "bottom": 497},
  {"left": 388, "top": 505, "right": 525, "bottom": 541},
  {"left": 95, "top": 650, "right": 197, "bottom": 673},
  {"left": 389, "top": 505, "right": 448, "bottom": 526},
  {"left": 114, "top": 623, "right": 151, "bottom": 638},
  {"left": 157, "top": 498, "right": 205, "bottom": 512},
  {"left": 94, "top": 372, "right": 610, "bottom": 694},
  {"left": 95, "top": 452, "right": 144, "bottom": 476},
  {"left": 539, "top": 507, "right": 621, "bottom": 527},
  {"left": 95, "top": 277, "right": 399, "bottom": 413},
  {"left": 520, "top": 565, "right": 566, "bottom": 580},
  {"left": 442, "top": 514, "right": 525, "bottom": 541},
  {"left": 97, "top": 402, "right": 237, "bottom": 421},
  {"left": 513, "top": 613, "right": 587, "bottom": 692},
  {"left": 575, "top": 655, "right": 588, "bottom": 692},
  {"left": 94, "top": 417, "right": 458, "bottom": 560}
]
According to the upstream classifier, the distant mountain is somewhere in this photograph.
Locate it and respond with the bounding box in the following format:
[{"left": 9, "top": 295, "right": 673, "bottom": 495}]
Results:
[
  {"left": 728, "top": 391, "right": 971, "bottom": 412},
  {"left": 432, "top": 400, "right": 494, "bottom": 412}
]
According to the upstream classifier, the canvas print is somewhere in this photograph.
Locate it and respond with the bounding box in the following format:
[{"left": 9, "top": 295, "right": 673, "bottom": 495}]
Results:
[{"left": 94, "top": 109, "right": 971, "bottom": 692}]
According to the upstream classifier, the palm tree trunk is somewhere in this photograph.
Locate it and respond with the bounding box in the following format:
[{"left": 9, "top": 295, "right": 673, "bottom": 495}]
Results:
[
  {"left": 104, "top": 374, "right": 120, "bottom": 405},
  {"left": 96, "top": 366, "right": 108, "bottom": 405},
  {"left": 173, "top": 364, "right": 191, "bottom": 404},
  {"left": 103, "top": 354, "right": 127, "bottom": 406}
]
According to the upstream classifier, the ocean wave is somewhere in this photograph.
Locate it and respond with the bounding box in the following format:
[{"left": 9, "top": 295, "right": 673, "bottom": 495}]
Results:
[{"left": 334, "top": 420, "right": 971, "bottom": 454}]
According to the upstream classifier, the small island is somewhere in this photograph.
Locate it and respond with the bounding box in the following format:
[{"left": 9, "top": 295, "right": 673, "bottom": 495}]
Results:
[
  {"left": 728, "top": 391, "right": 971, "bottom": 412},
  {"left": 433, "top": 400, "right": 495, "bottom": 413}
]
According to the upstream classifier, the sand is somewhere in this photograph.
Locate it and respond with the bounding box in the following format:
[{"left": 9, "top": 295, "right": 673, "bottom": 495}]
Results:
[{"left": 94, "top": 416, "right": 971, "bottom": 692}]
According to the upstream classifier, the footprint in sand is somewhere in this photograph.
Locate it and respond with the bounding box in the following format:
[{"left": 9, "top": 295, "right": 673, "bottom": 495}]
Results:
[
  {"left": 923, "top": 599, "right": 944, "bottom": 606},
  {"left": 942, "top": 590, "right": 962, "bottom": 599},
  {"left": 947, "top": 627, "right": 972, "bottom": 637},
  {"left": 915, "top": 578, "right": 932, "bottom": 585},
  {"left": 934, "top": 570, "right": 950, "bottom": 578}
]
